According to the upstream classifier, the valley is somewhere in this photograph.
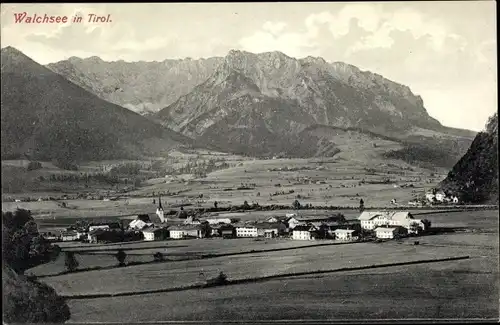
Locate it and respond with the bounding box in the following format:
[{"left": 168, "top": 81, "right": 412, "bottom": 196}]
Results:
[{"left": 1, "top": 44, "right": 497, "bottom": 324}]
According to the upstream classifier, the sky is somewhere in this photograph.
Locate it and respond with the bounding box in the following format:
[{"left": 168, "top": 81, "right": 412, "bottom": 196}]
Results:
[{"left": 1, "top": 2, "right": 497, "bottom": 131}]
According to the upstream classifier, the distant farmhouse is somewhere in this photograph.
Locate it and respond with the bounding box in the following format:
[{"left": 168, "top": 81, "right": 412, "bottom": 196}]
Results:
[{"left": 425, "top": 189, "right": 459, "bottom": 204}]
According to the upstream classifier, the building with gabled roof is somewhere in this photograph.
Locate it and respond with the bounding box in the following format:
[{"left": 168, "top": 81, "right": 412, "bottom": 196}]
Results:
[
  {"left": 292, "top": 225, "right": 318, "bottom": 240},
  {"left": 358, "top": 211, "right": 426, "bottom": 234},
  {"left": 168, "top": 225, "right": 202, "bottom": 239},
  {"left": 142, "top": 226, "right": 169, "bottom": 241},
  {"left": 333, "top": 229, "right": 358, "bottom": 241},
  {"left": 374, "top": 226, "right": 408, "bottom": 239}
]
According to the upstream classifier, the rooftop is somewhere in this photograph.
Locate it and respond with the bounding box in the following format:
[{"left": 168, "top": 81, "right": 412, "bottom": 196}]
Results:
[
  {"left": 334, "top": 229, "right": 356, "bottom": 234},
  {"left": 358, "top": 211, "right": 412, "bottom": 221},
  {"left": 374, "top": 227, "right": 399, "bottom": 232}
]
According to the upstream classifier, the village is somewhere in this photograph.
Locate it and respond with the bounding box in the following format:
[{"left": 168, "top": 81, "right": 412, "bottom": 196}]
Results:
[{"left": 41, "top": 192, "right": 436, "bottom": 245}]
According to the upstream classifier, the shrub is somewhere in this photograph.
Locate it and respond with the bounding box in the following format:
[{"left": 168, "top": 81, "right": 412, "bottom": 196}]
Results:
[
  {"left": 64, "top": 251, "right": 79, "bottom": 272},
  {"left": 153, "top": 252, "right": 164, "bottom": 262},
  {"left": 116, "top": 249, "right": 127, "bottom": 266},
  {"left": 27, "top": 161, "right": 42, "bottom": 171}
]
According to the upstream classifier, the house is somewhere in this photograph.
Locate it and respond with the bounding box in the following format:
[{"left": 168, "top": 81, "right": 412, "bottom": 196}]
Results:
[
  {"left": 266, "top": 217, "right": 279, "bottom": 223},
  {"left": 285, "top": 216, "right": 303, "bottom": 230},
  {"left": 142, "top": 227, "right": 169, "bottom": 241},
  {"left": 358, "top": 211, "right": 426, "bottom": 234},
  {"left": 297, "top": 214, "right": 346, "bottom": 225},
  {"left": 452, "top": 196, "right": 459, "bottom": 204},
  {"left": 88, "top": 224, "right": 110, "bottom": 232},
  {"left": 128, "top": 216, "right": 154, "bottom": 230},
  {"left": 219, "top": 224, "right": 236, "bottom": 238},
  {"left": 425, "top": 192, "right": 436, "bottom": 203},
  {"left": 205, "top": 218, "right": 232, "bottom": 225},
  {"left": 184, "top": 216, "right": 201, "bottom": 225},
  {"left": 435, "top": 191, "right": 446, "bottom": 202},
  {"left": 169, "top": 225, "right": 202, "bottom": 239},
  {"left": 88, "top": 229, "right": 123, "bottom": 243},
  {"left": 374, "top": 226, "right": 408, "bottom": 239},
  {"left": 61, "top": 231, "right": 79, "bottom": 242},
  {"left": 334, "top": 229, "right": 358, "bottom": 241},
  {"left": 40, "top": 231, "right": 59, "bottom": 242},
  {"left": 254, "top": 222, "right": 286, "bottom": 238},
  {"left": 88, "top": 222, "right": 121, "bottom": 232},
  {"left": 292, "top": 225, "right": 318, "bottom": 240},
  {"left": 210, "top": 224, "right": 222, "bottom": 236},
  {"left": 236, "top": 225, "right": 258, "bottom": 237}
]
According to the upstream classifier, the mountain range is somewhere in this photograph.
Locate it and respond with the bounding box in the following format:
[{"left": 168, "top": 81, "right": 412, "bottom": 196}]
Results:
[{"left": 2, "top": 46, "right": 478, "bottom": 166}]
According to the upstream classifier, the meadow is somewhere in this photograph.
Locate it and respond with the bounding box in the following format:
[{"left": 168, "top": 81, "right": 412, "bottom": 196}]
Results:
[
  {"left": 26, "top": 209, "right": 498, "bottom": 322},
  {"left": 3, "top": 149, "right": 498, "bottom": 322}
]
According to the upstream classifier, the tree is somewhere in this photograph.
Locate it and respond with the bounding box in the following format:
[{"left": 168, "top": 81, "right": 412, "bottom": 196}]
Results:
[
  {"left": 2, "top": 209, "right": 69, "bottom": 323},
  {"left": 64, "top": 251, "right": 79, "bottom": 272},
  {"left": 359, "top": 198, "right": 365, "bottom": 212},
  {"left": 2, "top": 209, "right": 60, "bottom": 274},
  {"left": 292, "top": 199, "right": 301, "bottom": 210},
  {"left": 116, "top": 249, "right": 127, "bottom": 266},
  {"left": 242, "top": 200, "right": 250, "bottom": 209},
  {"left": 200, "top": 222, "right": 212, "bottom": 238},
  {"left": 422, "top": 219, "right": 432, "bottom": 230},
  {"left": 27, "top": 161, "right": 42, "bottom": 171},
  {"left": 214, "top": 201, "right": 218, "bottom": 209},
  {"left": 153, "top": 252, "right": 164, "bottom": 262}
]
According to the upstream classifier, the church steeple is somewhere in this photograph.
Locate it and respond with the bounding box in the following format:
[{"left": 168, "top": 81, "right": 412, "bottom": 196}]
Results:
[{"left": 156, "top": 195, "right": 165, "bottom": 223}]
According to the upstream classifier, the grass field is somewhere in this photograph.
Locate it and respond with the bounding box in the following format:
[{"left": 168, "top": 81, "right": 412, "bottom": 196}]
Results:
[
  {"left": 2, "top": 151, "right": 448, "bottom": 219},
  {"left": 3, "top": 151, "right": 497, "bottom": 322},
  {"left": 28, "top": 209, "right": 498, "bottom": 321}
]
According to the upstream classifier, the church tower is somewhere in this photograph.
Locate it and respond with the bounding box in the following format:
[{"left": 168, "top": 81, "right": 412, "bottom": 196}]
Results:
[{"left": 156, "top": 196, "right": 166, "bottom": 223}]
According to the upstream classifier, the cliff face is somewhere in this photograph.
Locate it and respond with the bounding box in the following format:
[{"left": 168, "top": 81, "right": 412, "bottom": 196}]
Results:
[
  {"left": 156, "top": 50, "right": 471, "bottom": 159},
  {"left": 47, "top": 56, "right": 223, "bottom": 114},
  {"left": 159, "top": 50, "right": 442, "bottom": 135},
  {"left": 440, "top": 113, "right": 498, "bottom": 203}
]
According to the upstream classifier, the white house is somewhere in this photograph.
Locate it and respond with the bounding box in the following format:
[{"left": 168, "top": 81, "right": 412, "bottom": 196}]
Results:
[
  {"left": 292, "top": 225, "right": 317, "bottom": 240},
  {"left": 374, "top": 226, "right": 408, "bottom": 239},
  {"left": 236, "top": 225, "right": 258, "bottom": 237},
  {"left": 128, "top": 219, "right": 153, "bottom": 230},
  {"left": 286, "top": 217, "right": 303, "bottom": 230},
  {"left": 61, "top": 231, "right": 79, "bottom": 242},
  {"left": 435, "top": 191, "right": 446, "bottom": 202},
  {"left": 184, "top": 216, "right": 201, "bottom": 225},
  {"left": 205, "top": 218, "right": 232, "bottom": 225},
  {"left": 334, "top": 229, "right": 358, "bottom": 241},
  {"left": 425, "top": 192, "right": 436, "bottom": 203},
  {"left": 169, "top": 226, "right": 201, "bottom": 239},
  {"left": 142, "top": 227, "right": 168, "bottom": 241},
  {"left": 88, "top": 225, "right": 110, "bottom": 232},
  {"left": 358, "top": 211, "right": 426, "bottom": 234}
]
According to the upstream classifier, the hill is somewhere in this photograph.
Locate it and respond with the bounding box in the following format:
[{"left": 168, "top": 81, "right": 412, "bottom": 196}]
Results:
[
  {"left": 1, "top": 46, "right": 192, "bottom": 164},
  {"left": 440, "top": 113, "right": 498, "bottom": 203}
]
